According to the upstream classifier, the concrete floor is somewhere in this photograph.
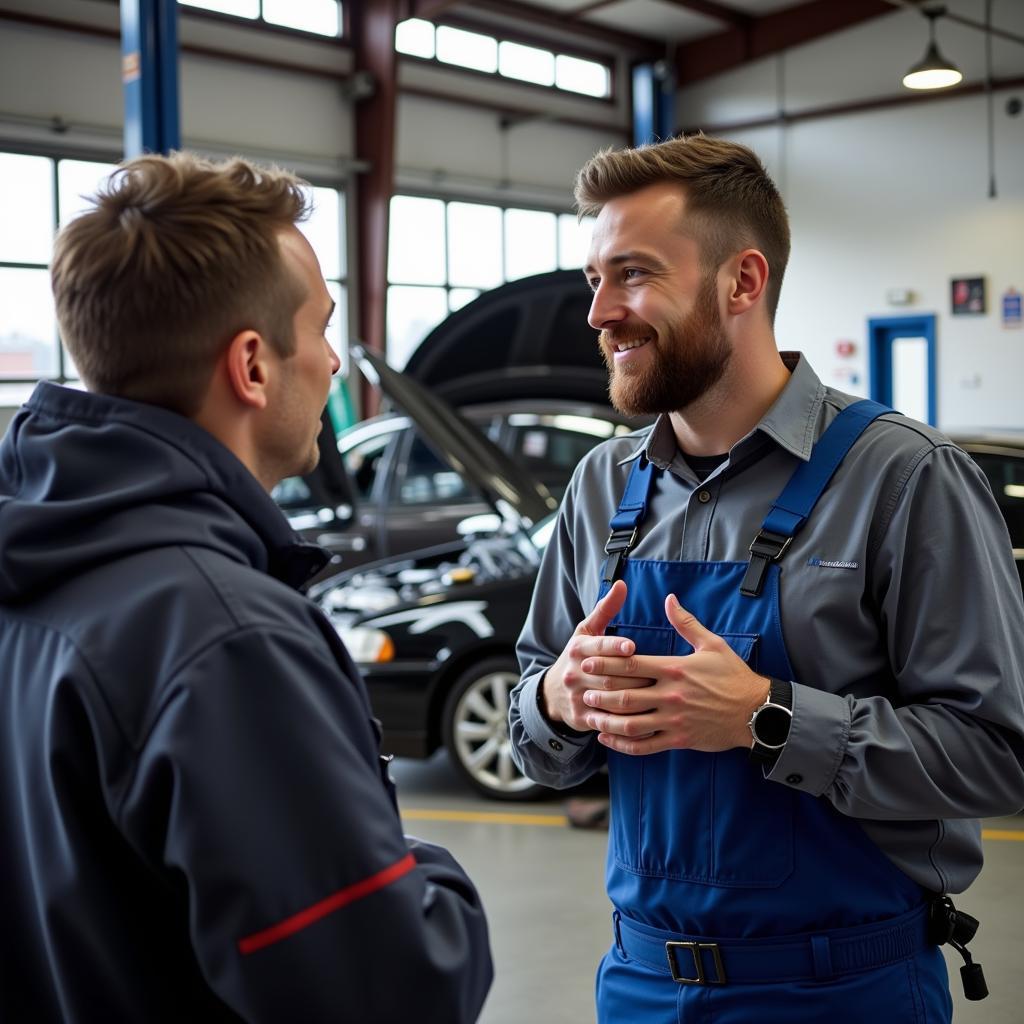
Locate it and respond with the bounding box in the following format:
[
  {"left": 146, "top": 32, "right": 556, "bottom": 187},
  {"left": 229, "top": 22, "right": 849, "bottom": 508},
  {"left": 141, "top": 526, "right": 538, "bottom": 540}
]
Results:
[{"left": 392, "top": 754, "right": 1024, "bottom": 1024}]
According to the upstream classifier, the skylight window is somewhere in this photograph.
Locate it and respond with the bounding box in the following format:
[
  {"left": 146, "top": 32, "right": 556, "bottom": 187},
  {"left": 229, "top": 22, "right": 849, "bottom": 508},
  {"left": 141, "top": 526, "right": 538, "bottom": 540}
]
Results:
[
  {"left": 395, "top": 18, "right": 435, "bottom": 59},
  {"left": 395, "top": 20, "right": 611, "bottom": 99},
  {"left": 177, "top": 0, "right": 343, "bottom": 37},
  {"left": 263, "top": 0, "right": 340, "bottom": 37},
  {"left": 498, "top": 41, "right": 555, "bottom": 87},
  {"left": 555, "top": 54, "right": 610, "bottom": 97},
  {"left": 436, "top": 26, "right": 499, "bottom": 74},
  {"left": 178, "top": 0, "right": 258, "bottom": 18}
]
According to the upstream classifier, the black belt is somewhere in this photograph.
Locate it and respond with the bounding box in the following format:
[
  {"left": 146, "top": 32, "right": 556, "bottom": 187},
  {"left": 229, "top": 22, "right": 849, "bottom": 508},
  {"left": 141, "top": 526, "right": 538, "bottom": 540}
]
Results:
[{"left": 612, "top": 903, "right": 932, "bottom": 986}]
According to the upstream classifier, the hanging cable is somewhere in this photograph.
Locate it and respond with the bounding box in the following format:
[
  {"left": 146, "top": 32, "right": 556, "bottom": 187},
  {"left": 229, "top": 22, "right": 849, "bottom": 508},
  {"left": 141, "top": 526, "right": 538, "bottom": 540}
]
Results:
[{"left": 986, "top": 0, "right": 996, "bottom": 198}]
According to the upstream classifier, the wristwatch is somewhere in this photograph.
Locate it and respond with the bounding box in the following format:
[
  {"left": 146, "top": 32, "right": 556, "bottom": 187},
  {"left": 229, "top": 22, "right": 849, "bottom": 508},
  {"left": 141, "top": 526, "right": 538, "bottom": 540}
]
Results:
[{"left": 748, "top": 677, "right": 793, "bottom": 767}]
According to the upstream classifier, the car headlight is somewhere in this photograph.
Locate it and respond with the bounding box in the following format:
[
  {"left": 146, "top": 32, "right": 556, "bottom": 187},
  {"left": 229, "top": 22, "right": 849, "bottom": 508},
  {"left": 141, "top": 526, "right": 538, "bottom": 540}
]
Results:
[{"left": 336, "top": 626, "right": 395, "bottom": 664}]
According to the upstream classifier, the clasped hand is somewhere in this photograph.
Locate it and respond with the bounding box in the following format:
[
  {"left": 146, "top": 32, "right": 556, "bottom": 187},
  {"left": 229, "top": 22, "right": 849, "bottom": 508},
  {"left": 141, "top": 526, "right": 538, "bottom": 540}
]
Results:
[{"left": 540, "top": 580, "right": 769, "bottom": 755}]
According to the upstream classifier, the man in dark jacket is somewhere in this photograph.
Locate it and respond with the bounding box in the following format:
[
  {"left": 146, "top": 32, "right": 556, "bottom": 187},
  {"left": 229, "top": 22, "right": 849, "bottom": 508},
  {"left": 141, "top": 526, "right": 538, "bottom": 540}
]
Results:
[{"left": 0, "top": 152, "right": 493, "bottom": 1023}]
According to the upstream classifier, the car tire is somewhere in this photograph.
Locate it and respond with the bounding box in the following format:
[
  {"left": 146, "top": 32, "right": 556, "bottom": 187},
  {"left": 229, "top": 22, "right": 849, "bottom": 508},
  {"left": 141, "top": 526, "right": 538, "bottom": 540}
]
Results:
[{"left": 442, "top": 657, "right": 547, "bottom": 801}]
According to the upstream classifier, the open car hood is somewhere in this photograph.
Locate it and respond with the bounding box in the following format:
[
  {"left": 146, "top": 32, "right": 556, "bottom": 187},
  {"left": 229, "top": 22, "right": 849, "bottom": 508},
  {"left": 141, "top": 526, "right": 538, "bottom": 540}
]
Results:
[
  {"left": 351, "top": 344, "right": 558, "bottom": 528},
  {"left": 403, "top": 269, "right": 608, "bottom": 406}
]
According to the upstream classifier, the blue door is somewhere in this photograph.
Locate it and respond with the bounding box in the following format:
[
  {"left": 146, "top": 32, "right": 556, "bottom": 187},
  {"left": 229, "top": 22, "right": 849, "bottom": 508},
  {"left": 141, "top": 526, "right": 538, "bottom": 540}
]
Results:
[{"left": 868, "top": 315, "right": 937, "bottom": 426}]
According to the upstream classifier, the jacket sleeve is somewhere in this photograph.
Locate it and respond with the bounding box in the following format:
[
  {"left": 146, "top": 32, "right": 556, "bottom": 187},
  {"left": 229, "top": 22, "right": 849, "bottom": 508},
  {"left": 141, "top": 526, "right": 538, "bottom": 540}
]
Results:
[
  {"left": 510, "top": 473, "right": 606, "bottom": 789},
  {"left": 117, "top": 625, "right": 493, "bottom": 1024},
  {"left": 773, "top": 444, "right": 1024, "bottom": 820}
]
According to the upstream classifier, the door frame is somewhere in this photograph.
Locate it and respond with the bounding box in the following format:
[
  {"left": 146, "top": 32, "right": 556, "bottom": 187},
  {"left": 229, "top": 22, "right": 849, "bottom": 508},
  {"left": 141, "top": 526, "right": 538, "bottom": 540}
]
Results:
[{"left": 867, "top": 314, "right": 937, "bottom": 426}]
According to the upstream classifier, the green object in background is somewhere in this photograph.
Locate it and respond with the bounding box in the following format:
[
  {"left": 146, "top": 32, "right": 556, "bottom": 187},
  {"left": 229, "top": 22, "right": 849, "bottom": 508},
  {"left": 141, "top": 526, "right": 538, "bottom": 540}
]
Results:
[{"left": 327, "top": 377, "right": 356, "bottom": 435}]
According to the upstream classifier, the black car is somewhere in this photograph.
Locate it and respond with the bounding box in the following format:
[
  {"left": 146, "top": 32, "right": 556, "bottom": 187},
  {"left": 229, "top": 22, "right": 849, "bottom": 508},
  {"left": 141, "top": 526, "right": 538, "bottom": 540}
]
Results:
[
  {"left": 952, "top": 434, "right": 1024, "bottom": 589},
  {"left": 310, "top": 356, "right": 1024, "bottom": 801},
  {"left": 274, "top": 271, "right": 640, "bottom": 575},
  {"left": 312, "top": 344, "right": 568, "bottom": 800}
]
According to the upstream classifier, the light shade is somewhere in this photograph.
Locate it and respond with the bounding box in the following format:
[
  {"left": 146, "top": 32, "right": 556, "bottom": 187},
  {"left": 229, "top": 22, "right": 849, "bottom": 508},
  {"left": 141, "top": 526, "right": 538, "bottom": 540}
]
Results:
[
  {"left": 903, "top": 10, "right": 963, "bottom": 91},
  {"left": 903, "top": 42, "right": 963, "bottom": 90}
]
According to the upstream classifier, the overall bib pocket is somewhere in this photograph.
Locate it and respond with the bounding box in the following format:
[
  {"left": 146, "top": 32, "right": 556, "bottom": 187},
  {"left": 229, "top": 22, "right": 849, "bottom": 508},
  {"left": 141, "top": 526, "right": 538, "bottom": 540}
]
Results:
[{"left": 606, "top": 625, "right": 796, "bottom": 888}]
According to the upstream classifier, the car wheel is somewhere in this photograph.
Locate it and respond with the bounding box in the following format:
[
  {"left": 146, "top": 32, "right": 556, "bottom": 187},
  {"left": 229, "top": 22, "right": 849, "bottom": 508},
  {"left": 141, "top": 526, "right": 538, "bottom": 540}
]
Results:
[{"left": 442, "top": 657, "right": 546, "bottom": 801}]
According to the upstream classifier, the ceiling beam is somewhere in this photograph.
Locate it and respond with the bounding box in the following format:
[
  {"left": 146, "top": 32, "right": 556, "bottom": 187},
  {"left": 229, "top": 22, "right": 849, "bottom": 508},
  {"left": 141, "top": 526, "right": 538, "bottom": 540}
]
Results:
[
  {"left": 676, "top": 0, "right": 894, "bottom": 85},
  {"left": 402, "top": 0, "right": 462, "bottom": 19},
  {"left": 655, "top": 0, "right": 751, "bottom": 29},
  {"left": 565, "top": 0, "right": 621, "bottom": 18},
  {"left": 455, "top": 0, "right": 663, "bottom": 58}
]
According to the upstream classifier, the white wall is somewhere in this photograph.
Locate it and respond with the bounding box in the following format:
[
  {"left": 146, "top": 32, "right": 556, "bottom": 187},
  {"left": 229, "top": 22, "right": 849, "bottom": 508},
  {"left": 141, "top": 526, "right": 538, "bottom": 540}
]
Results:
[
  {"left": 0, "top": 0, "right": 627, "bottom": 424},
  {"left": 677, "top": 0, "right": 1024, "bottom": 430},
  {"left": 0, "top": 0, "right": 625, "bottom": 195}
]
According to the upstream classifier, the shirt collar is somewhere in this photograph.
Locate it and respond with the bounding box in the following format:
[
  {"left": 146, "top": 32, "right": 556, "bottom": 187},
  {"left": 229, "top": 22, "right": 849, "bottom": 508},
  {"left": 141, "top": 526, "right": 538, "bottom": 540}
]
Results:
[{"left": 617, "top": 351, "right": 826, "bottom": 468}]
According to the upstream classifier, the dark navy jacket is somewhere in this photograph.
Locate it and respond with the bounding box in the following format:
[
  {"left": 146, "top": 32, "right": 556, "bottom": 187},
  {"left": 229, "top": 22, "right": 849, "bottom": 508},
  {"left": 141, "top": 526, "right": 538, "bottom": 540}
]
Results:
[{"left": 0, "top": 383, "right": 492, "bottom": 1023}]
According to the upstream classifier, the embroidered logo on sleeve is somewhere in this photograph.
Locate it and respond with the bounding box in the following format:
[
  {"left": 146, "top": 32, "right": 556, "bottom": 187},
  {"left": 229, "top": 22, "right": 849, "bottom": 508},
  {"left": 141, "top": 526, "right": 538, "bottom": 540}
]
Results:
[{"left": 807, "top": 557, "right": 859, "bottom": 570}]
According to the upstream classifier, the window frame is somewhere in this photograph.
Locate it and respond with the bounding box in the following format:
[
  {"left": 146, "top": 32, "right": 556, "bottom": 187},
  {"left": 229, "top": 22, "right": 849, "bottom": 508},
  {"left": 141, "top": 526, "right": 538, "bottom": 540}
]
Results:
[
  {"left": 175, "top": 0, "right": 348, "bottom": 42},
  {"left": 396, "top": 16, "right": 615, "bottom": 103},
  {"left": 0, "top": 145, "right": 351, "bottom": 394},
  {"left": 385, "top": 191, "right": 592, "bottom": 369}
]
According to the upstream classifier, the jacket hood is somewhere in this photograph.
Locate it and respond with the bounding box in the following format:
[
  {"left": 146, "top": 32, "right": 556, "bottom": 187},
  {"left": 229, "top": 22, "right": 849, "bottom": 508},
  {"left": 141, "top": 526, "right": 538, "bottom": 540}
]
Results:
[{"left": 0, "top": 383, "right": 328, "bottom": 602}]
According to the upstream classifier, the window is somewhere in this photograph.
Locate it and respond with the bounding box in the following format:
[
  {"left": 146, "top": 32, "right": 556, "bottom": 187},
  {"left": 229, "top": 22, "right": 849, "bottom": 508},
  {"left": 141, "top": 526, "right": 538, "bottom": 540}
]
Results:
[
  {"left": 386, "top": 196, "right": 594, "bottom": 368},
  {"left": 178, "top": 0, "right": 342, "bottom": 37},
  {"left": 506, "top": 412, "right": 632, "bottom": 498},
  {"left": 0, "top": 150, "right": 348, "bottom": 404},
  {"left": 400, "top": 434, "right": 473, "bottom": 505},
  {"left": 395, "top": 18, "right": 612, "bottom": 99},
  {"left": 970, "top": 451, "right": 1024, "bottom": 548},
  {"left": 341, "top": 430, "right": 393, "bottom": 502}
]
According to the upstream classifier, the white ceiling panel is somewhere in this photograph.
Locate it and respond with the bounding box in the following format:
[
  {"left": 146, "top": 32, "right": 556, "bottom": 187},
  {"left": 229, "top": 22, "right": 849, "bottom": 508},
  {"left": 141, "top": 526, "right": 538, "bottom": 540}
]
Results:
[{"left": 585, "top": 0, "right": 723, "bottom": 41}]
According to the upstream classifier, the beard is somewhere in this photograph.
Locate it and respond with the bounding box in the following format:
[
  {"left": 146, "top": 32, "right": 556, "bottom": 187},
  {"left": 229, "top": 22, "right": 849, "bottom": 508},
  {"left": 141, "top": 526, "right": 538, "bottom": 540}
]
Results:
[{"left": 599, "top": 275, "right": 731, "bottom": 416}]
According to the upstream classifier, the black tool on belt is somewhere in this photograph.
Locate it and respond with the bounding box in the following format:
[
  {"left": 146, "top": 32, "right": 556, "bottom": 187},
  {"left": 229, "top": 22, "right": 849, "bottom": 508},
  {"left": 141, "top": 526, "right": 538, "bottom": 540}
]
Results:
[{"left": 928, "top": 896, "right": 988, "bottom": 1001}]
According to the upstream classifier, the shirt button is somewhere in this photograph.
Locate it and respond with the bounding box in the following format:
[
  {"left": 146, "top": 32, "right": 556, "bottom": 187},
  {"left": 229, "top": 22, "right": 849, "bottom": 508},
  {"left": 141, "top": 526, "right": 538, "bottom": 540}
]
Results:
[
  {"left": 548, "top": 739, "right": 564, "bottom": 752},
  {"left": 786, "top": 773, "right": 803, "bottom": 785},
  {"left": 697, "top": 489, "right": 711, "bottom": 503}
]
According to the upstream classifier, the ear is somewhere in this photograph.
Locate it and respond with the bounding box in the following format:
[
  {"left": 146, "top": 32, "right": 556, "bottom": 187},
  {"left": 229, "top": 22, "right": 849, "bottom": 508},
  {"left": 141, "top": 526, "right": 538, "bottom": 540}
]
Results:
[
  {"left": 725, "top": 249, "right": 769, "bottom": 317},
  {"left": 223, "top": 329, "right": 272, "bottom": 410}
]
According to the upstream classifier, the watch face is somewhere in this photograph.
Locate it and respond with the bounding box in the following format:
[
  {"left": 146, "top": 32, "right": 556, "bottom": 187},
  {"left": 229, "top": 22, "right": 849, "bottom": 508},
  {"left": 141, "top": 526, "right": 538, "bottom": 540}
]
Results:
[{"left": 753, "top": 705, "right": 791, "bottom": 747}]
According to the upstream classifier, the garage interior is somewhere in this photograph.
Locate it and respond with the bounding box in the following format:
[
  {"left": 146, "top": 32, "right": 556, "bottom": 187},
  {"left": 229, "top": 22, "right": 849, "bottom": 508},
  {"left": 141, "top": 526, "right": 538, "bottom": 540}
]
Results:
[{"left": 1, "top": 1, "right": 1023, "bottom": 1022}]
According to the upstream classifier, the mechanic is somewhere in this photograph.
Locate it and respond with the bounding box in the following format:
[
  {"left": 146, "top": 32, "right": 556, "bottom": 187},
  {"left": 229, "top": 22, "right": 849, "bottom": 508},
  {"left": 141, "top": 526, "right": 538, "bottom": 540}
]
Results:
[
  {"left": 509, "top": 134, "right": 1024, "bottom": 1022},
  {"left": 0, "top": 152, "right": 492, "bottom": 1023}
]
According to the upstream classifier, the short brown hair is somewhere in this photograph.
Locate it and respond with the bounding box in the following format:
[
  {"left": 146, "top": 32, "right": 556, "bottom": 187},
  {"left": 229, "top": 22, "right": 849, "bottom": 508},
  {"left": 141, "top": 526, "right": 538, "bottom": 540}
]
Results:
[
  {"left": 575, "top": 134, "right": 790, "bottom": 321},
  {"left": 52, "top": 151, "right": 312, "bottom": 415}
]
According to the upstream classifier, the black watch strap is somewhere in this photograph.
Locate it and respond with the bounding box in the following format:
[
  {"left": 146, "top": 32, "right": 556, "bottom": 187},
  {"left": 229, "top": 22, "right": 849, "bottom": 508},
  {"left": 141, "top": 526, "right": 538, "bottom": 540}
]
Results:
[{"left": 748, "top": 677, "right": 793, "bottom": 768}]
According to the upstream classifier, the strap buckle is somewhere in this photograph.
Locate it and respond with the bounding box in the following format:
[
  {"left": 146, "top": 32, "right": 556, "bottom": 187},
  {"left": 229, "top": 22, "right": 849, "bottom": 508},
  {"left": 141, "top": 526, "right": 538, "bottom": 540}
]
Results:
[
  {"left": 666, "top": 941, "right": 727, "bottom": 985},
  {"left": 748, "top": 529, "right": 793, "bottom": 561},
  {"left": 604, "top": 526, "right": 639, "bottom": 555},
  {"left": 740, "top": 529, "right": 794, "bottom": 598}
]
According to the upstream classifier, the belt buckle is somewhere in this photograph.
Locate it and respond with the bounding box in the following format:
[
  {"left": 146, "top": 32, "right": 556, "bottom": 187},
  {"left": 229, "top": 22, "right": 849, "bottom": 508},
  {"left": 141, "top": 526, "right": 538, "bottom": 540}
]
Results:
[{"left": 666, "top": 941, "right": 726, "bottom": 985}]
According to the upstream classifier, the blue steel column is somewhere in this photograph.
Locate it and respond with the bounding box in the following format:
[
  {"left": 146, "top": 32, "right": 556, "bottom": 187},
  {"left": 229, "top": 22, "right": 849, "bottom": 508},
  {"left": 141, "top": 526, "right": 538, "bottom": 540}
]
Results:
[
  {"left": 121, "top": 0, "right": 181, "bottom": 157},
  {"left": 632, "top": 62, "right": 675, "bottom": 147}
]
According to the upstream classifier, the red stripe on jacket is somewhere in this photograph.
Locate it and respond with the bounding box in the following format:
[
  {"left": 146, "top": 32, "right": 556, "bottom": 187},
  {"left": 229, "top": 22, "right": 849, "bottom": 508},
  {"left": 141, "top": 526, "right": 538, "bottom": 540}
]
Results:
[{"left": 237, "top": 851, "right": 418, "bottom": 955}]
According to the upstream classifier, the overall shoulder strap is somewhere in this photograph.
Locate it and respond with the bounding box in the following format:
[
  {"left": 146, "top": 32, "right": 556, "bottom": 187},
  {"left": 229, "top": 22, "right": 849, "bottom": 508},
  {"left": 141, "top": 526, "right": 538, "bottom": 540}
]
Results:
[
  {"left": 740, "top": 399, "right": 892, "bottom": 598},
  {"left": 602, "top": 456, "right": 657, "bottom": 585}
]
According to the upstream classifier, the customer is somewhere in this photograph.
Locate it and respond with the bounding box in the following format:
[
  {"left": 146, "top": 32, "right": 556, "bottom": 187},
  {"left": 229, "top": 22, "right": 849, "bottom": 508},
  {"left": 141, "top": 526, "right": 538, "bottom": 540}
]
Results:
[
  {"left": 0, "top": 152, "right": 492, "bottom": 1023},
  {"left": 510, "top": 134, "right": 1024, "bottom": 1022}
]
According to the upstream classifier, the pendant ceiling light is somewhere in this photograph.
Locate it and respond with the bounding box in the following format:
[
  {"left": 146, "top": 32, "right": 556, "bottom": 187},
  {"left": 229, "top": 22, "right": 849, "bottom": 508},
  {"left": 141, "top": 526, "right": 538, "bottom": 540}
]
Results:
[{"left": 903, "top": 7, "right": 963, "bottom": 90}]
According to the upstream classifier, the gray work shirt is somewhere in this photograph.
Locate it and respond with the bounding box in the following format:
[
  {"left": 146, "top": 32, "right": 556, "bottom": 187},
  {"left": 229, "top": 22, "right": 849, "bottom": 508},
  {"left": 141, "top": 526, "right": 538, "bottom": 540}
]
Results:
[{"left": 510, "top": 353, "right": 1024, "bottom": 894}]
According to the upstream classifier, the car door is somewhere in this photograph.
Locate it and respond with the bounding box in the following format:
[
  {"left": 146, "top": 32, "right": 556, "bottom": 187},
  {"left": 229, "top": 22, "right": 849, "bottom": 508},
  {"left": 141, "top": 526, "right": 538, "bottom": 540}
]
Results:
[
  {"left": 964, "top": 445, "right": 1024, "bottom": 591},
  {"left": 381, "top": 426, "right": 492, "bottom": 555}
]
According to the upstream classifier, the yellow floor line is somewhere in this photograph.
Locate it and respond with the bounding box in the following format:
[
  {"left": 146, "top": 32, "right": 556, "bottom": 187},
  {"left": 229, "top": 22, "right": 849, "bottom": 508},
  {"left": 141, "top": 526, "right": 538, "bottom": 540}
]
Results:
[
  {"left": 981, "top": 829, "right": 1024, "bottom": 841},
  {"left": 401, "top": 810, "right": 1024, "bottom": 840},
  {"left": 401, "top": 808, "right": 568, "bottom": 827}
]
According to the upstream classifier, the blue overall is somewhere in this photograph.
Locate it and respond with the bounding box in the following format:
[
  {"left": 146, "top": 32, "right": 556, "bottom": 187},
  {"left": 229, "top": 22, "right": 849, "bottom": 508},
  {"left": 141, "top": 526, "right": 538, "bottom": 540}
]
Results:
[{"left": 595, "top": 402, "right": 952, "bottom": 1023}]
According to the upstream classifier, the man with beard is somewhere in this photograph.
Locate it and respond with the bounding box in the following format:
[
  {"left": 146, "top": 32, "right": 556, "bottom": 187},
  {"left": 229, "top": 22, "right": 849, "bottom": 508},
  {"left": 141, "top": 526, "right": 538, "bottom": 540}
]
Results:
[
  {"left": 0, "top": 152, "right": 492, "bottom": 1023},
  {"left": 509, "top": 135, "right": 1024, "bottom": 1021}
]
